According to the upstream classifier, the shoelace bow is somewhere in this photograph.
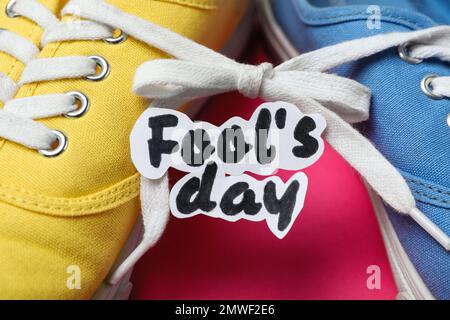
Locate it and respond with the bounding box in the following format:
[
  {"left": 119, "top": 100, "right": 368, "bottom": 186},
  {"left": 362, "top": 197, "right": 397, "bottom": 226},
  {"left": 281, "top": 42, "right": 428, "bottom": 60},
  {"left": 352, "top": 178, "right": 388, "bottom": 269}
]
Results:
[{"left": 0, "top": 0, "right": 448, "bottom": 284}]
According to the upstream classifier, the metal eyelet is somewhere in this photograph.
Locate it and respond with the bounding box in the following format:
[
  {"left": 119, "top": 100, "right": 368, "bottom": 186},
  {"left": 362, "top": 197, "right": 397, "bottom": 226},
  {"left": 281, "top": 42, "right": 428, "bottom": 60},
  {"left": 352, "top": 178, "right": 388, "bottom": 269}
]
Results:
[
  {"left": 5, "top": 0, "right": 19, "bottom": 18},
  {"left": 398, "top": 42, "right": 423, "bottom": 64},
  {"left": 104, "top": 29, "right": 127, "bottom": 44},
  {"left": 421, "top": 74, "right": 444, "bottom": 100},
  {"left": 38, "top": 130, "right": 68, "bottom": 157},
  {"left": 86, "top": 55, "right": 110, "bottom": 81},
  {"left": 65, "top": 91, "right": 89, "bottom": 118}
]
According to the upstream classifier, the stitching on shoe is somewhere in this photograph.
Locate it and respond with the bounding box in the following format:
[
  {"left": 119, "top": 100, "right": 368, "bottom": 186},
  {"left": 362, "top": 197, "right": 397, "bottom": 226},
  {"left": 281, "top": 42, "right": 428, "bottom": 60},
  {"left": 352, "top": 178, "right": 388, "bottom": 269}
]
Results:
[
  {"left": 412, "top": 189, "right": 450, "bottom": 205},
  {"left": 153, "top": 0, "right": 218, "bottom": 10},
  {"left": 408, "top": 178, "right": 450, "bottom": 197},
  {"left": 302, "top": 12, "right": 422, "bottom": 29},
  {"left": 407, "top": 177, "right": 450, "bottom": 206},
  {"left": 0, "top": 173, "right": 140, "bottom": 216},
  {"left": 292, "top": 1, "right": 428, "bottom": 29}
]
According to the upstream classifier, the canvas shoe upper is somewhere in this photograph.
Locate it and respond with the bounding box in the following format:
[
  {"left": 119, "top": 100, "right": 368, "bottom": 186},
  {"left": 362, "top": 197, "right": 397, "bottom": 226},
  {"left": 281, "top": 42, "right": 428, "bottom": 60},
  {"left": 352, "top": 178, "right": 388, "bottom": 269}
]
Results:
[
  {"left": 0, "top": 0, "right": 249, "bottom": 299},
  {"left": 268, "top": 0, "right": 450, "bottom": 299}
]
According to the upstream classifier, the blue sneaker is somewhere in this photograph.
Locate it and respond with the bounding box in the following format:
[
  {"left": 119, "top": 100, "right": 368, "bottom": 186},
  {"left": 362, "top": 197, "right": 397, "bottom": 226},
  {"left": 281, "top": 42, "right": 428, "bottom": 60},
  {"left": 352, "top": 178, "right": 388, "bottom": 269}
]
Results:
[{"left": 259, "top": 0, "right": 450, "bottom": 299}]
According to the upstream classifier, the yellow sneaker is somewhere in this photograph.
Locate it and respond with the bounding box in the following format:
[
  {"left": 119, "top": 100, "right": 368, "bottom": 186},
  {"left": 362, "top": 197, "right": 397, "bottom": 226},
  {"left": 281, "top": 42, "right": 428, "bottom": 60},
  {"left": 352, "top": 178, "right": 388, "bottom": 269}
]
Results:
[{"left": 0, "top": 0, "right": 251, "bottom": 299}]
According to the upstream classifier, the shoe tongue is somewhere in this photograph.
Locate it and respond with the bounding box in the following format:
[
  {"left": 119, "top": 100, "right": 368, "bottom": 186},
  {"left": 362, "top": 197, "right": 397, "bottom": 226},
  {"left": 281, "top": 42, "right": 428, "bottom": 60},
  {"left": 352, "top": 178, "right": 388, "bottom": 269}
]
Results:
[{"left": 0, "top": 0, "right": 69, "bottom": 91}]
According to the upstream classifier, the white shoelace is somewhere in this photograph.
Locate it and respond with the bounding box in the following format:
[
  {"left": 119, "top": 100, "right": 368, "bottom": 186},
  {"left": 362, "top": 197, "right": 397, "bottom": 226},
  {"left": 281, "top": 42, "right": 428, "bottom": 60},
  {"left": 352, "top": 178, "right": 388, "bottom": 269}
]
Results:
[{"left": 0, "top": 0, "right": 448, "bottom": 285}]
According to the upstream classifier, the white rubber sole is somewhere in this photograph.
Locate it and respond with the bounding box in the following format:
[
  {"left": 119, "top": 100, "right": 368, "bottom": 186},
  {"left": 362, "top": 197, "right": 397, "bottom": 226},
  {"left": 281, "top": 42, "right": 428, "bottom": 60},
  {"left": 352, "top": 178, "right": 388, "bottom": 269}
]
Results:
[
  {"left": 367, "top": 186, "right": 434, "bottom": 300},
  {"left": 257, "top": 0, "right": 434, "bottom": 300},
  {"left": 91, "top": 4, "right": 256, "bottom": 300},
  {"left": 92, "top": 217, "right": 143, "bottom": 300}
]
